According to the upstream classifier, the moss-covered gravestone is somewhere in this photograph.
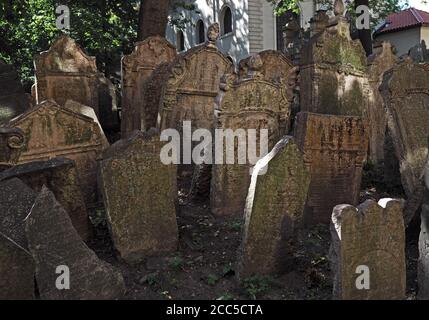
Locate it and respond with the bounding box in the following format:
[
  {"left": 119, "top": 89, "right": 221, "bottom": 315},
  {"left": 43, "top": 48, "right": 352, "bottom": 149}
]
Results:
[
  {"left": 329, "top": 199, "right": 406, "bottom": 300},
  {"left": 300, "top": 6, "right": 370, "bottom": 117},
  {"left": 238, "top": 137, "right": 310, "bottom": 280},
  {"left": 0, "top": 178, "right": 36, "bottom": 299},
  {"left": 25, "top": 186, "right": 125, "bottom": 300},
  {"left": 294, "top": 112, "right": 369, "bottom": 225},
  {"left": 99, "top": 130, "right": 178, "bottom": 264}
]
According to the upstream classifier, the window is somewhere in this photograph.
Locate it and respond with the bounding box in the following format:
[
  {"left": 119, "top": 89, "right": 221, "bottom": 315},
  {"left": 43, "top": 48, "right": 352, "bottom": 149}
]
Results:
[
  {"left": 196, "top": 20, "right": 205, "bottom": 44},
  {"left": 221, "top": 6, "right": 233, "bottom": 35},
  {"left": 177, "top": 30, "right": 185, "bottom": 51}
]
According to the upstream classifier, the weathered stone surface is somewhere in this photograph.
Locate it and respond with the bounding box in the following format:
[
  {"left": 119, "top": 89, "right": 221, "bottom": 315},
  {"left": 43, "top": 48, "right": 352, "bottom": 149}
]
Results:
[
  {"left": 0, "top": 127, "right": 26, "bottom": 171},
  {"left": 121, "top": 36, "right": 176, "bottom": 136},
  {"left": 329, "top": 199, "right": 406, "bottom": 300},
  {"left": 238, "top": 50, "right": 294, "bottom": 84},
  {"left": 99, "top": 130, "right": 178, "bottom": 263},
  {"left": 418, "top": 156, "right": 429, "bottom": 299},
  {"left": 238, "top": 137, "right": 310, "bottom": 279},
  {"left": 382, "top": 58, "right": 429, "bottom": 200},
  {"left": 294, "top": 112, "right": 369, "bottom": 225},
  {"left": 211, "top": 55, "right": 291, "bottom": 216},
  {"left": 300, "top": 15, "right": 370, "bottom": 116},
  {"left": 409, "top": 40, "right": 429, "bottom": 63},
  {"left": 9, "top": 100, "right": 108, "bottom": 207},
  {"left": 97, "top": 75, "right": 119, "bottom": 131},
  {"left": 0, "top": 178, "right": 36, "bottom": 299},
  {"left": 0, "top": 59, "right": 30, "bottom": 124},
  {"left": 34, "top": 36, "right": 99, "bottom": 112},
  {"left": 25, "top": 186, "right": 125, "bottom": 300},
  {"left": 159, "top": 23, "right": 234, "bottom": 132},
  {"left": 0, "top": 157, "right": 91, "bottom": 241},
  {"left": 367, "top": 42, "right": 397, "bottom": 163}
]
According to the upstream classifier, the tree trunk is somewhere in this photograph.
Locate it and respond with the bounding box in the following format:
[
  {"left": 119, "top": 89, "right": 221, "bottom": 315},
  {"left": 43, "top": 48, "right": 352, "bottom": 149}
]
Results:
[
  {"left": 137, "top": 0, "right": 170, "bottom": 41},
  {"left": 355, "top": 0, "right": 373, "bottom": 56}
]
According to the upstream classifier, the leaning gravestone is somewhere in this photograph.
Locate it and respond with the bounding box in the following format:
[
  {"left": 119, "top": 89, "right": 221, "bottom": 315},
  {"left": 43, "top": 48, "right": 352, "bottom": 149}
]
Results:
[
  {"left": 330, "top": 199, "right": 406, "bottom": 300},
  {"left": 99, "top": 130, "right": 178, "bottom": 264},
  {"left": 158, "top": 23, "right": 234, "bottom": 132},
  {"left": 25, "top": 186, "right": 125, "bottom": 300},
  {"left": 0, "top": 157, "right": 91, "bottom": 241},
  {"left": 294, "top": 112, "right": 369, "bottom": 225},
  {"left": 367, "top": 42, "right": 397, "bottom": 163},
  {"left": 0, "top": 178, "right": 37, "bottom": 299},
  {"left": 418, "top": 155, "right": 429, "bottom": 299},
  {"left": 211, "top": 55, "right": 291, "bottom": 216},
  {"left": 0, "top": 59, "right": 30, "bottom": 125},
  {"left": 238, "top": 137, "right": 310, "bottom": 280},
  {"left": 121, "top": 36, "right": 176, "bottom": 137},
  {"left": 9, "top": 100, "right": 108, "bottom": 207},
  {"left": 300, "top": 4, "right": 370, "bottom": 117},
  {"left": 0, "top": 127, "right": 26, "bottom": 171},
  {"left": 381, "top": 58, "right": 429, "bottom": 200}
]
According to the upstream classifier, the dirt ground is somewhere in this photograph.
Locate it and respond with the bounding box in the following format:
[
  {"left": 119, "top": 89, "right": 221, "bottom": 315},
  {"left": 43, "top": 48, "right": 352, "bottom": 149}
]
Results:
[{"left": 87, "top": 164, "right": 420, "bottom": 300}]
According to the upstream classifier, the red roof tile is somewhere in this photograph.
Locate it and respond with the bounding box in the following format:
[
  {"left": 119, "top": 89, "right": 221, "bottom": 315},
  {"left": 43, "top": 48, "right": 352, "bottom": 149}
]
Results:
[{"left": 375, "top": 8, "right": 429, "bottom": 36}]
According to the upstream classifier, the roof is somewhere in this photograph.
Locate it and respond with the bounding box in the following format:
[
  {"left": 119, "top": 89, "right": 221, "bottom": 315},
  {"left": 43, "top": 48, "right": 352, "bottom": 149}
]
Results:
[{"left": 374, "top": 8, "right": 429, "bottom": 36}]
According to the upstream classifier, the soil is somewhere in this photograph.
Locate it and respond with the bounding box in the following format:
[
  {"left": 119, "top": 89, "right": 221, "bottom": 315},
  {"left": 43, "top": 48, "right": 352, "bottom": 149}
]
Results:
[{"left": 87, "top": 165, "right": 420, "bottom": 300}]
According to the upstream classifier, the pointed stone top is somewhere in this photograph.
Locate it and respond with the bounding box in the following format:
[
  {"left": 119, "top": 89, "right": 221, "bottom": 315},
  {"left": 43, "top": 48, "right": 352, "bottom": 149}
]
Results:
[
  {"left": 207, "top": 23, "right": 220, "bottom": 46},
  {"left": 334, "top": 0, "right": 345, "bottom": 16}
]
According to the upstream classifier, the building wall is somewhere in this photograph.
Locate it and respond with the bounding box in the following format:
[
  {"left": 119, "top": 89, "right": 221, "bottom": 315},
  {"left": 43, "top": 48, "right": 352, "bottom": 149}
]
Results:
[
  {"left": 421, "top": 26, "right": 429, "bottom": 45},
  {"left": 375, "top": 27, "right": 422, "bottom": 56}
]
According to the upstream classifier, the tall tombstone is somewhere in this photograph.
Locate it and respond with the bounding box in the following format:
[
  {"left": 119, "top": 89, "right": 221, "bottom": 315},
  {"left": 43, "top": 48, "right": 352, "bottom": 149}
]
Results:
[
  {"left": 211, "top": 55, "right": 291, "bottom": 216},
  {"left": 97, "top": 74, "right": 119, "bottom": 131},
  {"left": 238, "top": 137, "right": 310, "bottom": 280},
  {"left": 159, "top": 23, "right": 234, "bottom": 132},
  {"left": 294, "top": 112, "right": 369, "bottom": 225},
  {"left": 9, "top": 100, "right": 109, "bottom": 207},
  {"left": 0, "top": 59, "right": 30, "bottom": 125},
  {"left": 419, "top": 156, "right": 429, "bottom": 299},
  {"left": 0, "top": 157, "right": 91, "bottom": 241},
  {"left": 25, "top": 186, "right": 125, "bottom": 300},
  {"left": 300, "top": 5, "right": 370, "bottom": 117},
  {"left": 381, "top": 58, "right": 429, "bottom": 203},
  {"left": 0, "top": 127, "right": 26, "bottom": 171},
  {"left": 34, "top": 35, "right": 99, "bottom": 112},
  {"left": 367, "top": 42, "right": 397, "bottom": 163},
  {"left": 99, "top": 130, "right": 178, "bottom": 264},
  {"left": 34, "top": 35, "right": 116, "bottom": 129},
  {"left": 121, "top": 36, "right": 176, "bottom": 137},
  {"left": 0, "top": 178, "right": 37, "bottom": 299},
  {"left": 409, "top": 40, "right": 429, "bottom": 63},
  {"left": 330, "top": 199, "right": 406, "bottom": 300}
]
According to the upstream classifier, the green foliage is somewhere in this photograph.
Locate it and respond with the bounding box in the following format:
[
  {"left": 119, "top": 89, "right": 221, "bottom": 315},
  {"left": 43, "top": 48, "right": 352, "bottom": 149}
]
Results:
[
  {"left": 207, "top": 274, "right": 219, "bottom": 286},
  {"left": 243, "top": 276, "right": 273, "bottom": 300},
  {"left": 170, "top": 256, "right": 184, "bottom": 271}
]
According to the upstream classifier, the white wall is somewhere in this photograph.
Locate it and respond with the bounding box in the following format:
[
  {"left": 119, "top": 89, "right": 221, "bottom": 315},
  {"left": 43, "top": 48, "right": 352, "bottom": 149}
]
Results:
[
  {"left": 376, "top": 27, "right": 422, "bottom": 56},
  {"left": 422, "top": 26, "right": 429, "bottom": 46}
]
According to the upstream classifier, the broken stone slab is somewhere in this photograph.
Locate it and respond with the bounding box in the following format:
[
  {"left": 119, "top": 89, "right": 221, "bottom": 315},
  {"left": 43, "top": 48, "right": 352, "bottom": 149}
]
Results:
[
  {"left": 0, "top": 127, "right": 26, "bottom": 171},
  {"left": 99, "top": 130, "right": 178, "bottom": 264},
  {"left": 0, "top": 157, "right": 91, "bottom": 241},
  {"left": 25, "top": 186, "right": 125, "bottom": 300},
  {"left": 237, "top": 136, "right": 310, "bottom": 280},
  {"left": 0, "top": 178, "right": 36, "bottom": 299},
  {"left": 329, "top": 199, "right": 406, "bottom": 300}
]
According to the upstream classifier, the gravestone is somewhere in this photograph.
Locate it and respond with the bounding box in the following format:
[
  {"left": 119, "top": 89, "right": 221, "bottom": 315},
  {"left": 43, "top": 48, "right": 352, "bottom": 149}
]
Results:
[
  {"left": 0, "top": 59, "right": 30, "bottom": 124},
  {"left": 367, "top": 42, "right": 397, "bottom": 163},
  {"left": 330, "top": 199, "right": 406, "bottom": 300},
  {"left": 25, "top": 186, "right": 125, "bottom": 300},
  {"left": 9, "top": 100, "right": 108, "bottom": 207},
  {"left": 419, "top": 156, "right": 429, "bottom": 299},
  {"left": 159, "top": 23, "right": 234, "bottom": 132},
  {"left": 0, "top": 127, "right": 26, "bottom": 171},
  {"left": 34, "top": 35, "right": 116, "bottom": 129},
  {"left": 238, "top": 137, "right": 310, "bottom": 279},
  {"left": 0, "top": 157, "right": 91, "bottom": 241},
  {"left": 0, "top": 178, "right": 37, "bottom": 299},
  {"left": 121, "top": 36, "right": 176, "bottom": 136},
  {"left": 300, "top": 5, "right": 370, "bottom": 117},
  {"left": 381, "top": 58, "right": 429, "bottom": 200},
  {"left": 294, "top": 112, "right": 369, "bottom": 225},
  {"left": 211, "top": 55, "right": 291, "bottom": 216},
  {"left": 99, "top": 130, "right": 178, "bottom": 263},
  {"left": 409, "top": 40, "right": 429, "bottom": 63}
]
